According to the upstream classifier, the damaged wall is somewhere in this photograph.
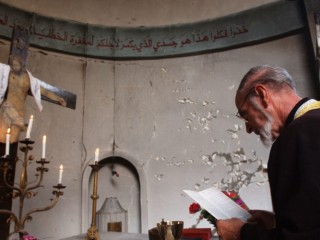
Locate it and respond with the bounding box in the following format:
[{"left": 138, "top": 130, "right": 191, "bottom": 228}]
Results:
[{"left": 0, "top": 0, "right": 317, "bottom": 239}]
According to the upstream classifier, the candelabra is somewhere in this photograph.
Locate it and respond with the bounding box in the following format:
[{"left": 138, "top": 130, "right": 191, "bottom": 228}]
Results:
[
  {"left": 0, "top": 139, "right": 66, "bottom": 239},
  {"left": 85, "top": 162, "right": 102, "bottom": 240}
]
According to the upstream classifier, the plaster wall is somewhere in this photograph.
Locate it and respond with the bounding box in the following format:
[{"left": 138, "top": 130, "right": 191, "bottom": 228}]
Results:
[
  {"left": 0, "top": 0, "right": 317, "bottom": 239},
  {"left": 0, "top": 0, "right": 278, "bottom": 26}
]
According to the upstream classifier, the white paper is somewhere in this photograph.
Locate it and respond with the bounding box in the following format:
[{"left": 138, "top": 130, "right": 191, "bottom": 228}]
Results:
[{"left": 184, "top": 186, "right": 251, "bottom": 221}]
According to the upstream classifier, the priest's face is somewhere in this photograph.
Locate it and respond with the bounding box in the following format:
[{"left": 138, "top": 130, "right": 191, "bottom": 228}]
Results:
[{"left": 236, "top": 91, "right": 274, "bottom": 147}]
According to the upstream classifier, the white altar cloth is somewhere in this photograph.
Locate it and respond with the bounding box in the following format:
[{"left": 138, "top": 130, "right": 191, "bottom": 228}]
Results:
[{"left": 60, "top": 231, "right": 219, "bottom": 240}]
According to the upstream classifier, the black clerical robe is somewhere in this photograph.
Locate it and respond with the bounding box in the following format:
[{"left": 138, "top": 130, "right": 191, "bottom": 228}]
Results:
[{"left": 241, "top": 98, "right": 320, "bottom": 240}]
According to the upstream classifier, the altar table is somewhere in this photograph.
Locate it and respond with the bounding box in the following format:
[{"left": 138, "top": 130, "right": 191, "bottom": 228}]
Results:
[
  {"left": 60, "top": 232, "right": 148, "bottom": 240},
  {"left": 60, "top": 231, "right": 220, "bottom": 240}
]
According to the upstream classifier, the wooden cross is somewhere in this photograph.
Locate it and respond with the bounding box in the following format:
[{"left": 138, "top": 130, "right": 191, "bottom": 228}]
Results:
[
  {"left": 0, "top": 26, "right": 77, "bottom": 143},
  {"left": 10, "top": 26, "right": 77, "bottom": 110}
]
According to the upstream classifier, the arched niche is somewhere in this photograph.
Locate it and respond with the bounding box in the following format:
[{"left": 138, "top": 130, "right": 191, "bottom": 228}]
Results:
[{"left": 81, "top": 152, "right": 148, "bottom": 233}]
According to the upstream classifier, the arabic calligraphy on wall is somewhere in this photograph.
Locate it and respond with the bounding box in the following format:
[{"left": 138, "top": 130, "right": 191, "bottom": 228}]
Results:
[{"left": 0, "top": 1, "right": 304, "bottom": 59}]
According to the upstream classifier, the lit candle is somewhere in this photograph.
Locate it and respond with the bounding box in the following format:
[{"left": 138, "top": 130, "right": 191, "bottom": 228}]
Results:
[
  {"left": 5, "top": 128, "right": 10, "bottom": 156},
  {"left": 94, "top": 148, "right": 99, "bottom": 163},
  {"left": 42, "top": 135, "right": 46, "bottom": 159},
  {"left": 26, "top": 115, "right": 34, "bottom": 139},
  {"left": 58, "top": 165, "right": 63, "bottom": 184}
]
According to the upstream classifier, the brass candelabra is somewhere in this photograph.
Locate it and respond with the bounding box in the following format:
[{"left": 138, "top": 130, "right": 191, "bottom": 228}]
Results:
[
  {"left": 0, "top": 139, "right": 66, "bottom": 239},
  {"left": 85, "top": 162, "right": 102, "bottom": 240}
]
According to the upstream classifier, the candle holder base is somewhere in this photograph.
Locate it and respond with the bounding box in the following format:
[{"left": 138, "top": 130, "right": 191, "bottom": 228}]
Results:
[{"left": 85, "top": 226, "right": 100, "bottom": 240}]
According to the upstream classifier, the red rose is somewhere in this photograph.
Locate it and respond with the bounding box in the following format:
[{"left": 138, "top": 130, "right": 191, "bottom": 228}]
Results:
[
  {"left": 228, "top": 191, "right": 237, "bottom": 199},
  {"left": 223, "top": 191, "right": 237, "bottom": 199},
  {"left": 222, "top": 191, "right": 249, "bottom": 210},
  {"left": 189, "top": 202, "right": 201, "bottom": 214}
]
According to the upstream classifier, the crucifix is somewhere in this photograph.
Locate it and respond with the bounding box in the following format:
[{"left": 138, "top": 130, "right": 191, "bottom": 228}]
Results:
[
  {"left": 0, "top": 26, "right": 76, "bottom": 239},
  {"left": 0, "top": 26, "right": 76, "bottom": 143}
]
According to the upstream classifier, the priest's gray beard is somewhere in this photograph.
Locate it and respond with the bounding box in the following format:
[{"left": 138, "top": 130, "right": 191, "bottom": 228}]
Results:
[
  {"left": 259, "top": 116, "right": 273, "bottom": 147},
  {"left": 251, "top": 98, "right": 273, "bottom": 147}
]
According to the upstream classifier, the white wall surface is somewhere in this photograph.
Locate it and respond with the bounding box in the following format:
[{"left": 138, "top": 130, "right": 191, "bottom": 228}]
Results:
[{"left": 0, "top": 0, "right": 318, "bottom": 239}]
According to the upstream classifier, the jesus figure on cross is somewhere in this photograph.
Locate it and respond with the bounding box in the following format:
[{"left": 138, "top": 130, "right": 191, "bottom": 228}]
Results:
[{"left": 0, "top": 54, "right": 67, "bottom": 143}]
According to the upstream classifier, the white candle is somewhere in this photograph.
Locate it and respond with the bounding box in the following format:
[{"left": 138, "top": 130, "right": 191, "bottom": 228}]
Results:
[
  {"left": 58, "top": 165, "right": 63, "bottom": 184},
  {"left": 42, "top": 135, "right": 46, "bottom": 159},
  {"left": 26, "top": 115, "right": 34, "bottom": 139},
  {"left": 94, "top": 148, "right": 99, "bottom": 163},
  {"left": 5, "top": 128, "right": 10, "bottom": 156}
]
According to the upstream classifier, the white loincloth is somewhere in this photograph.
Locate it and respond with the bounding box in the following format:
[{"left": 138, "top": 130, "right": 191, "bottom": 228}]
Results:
[{"left": 0, "top": 62, "right": 43, "bottom": 111}]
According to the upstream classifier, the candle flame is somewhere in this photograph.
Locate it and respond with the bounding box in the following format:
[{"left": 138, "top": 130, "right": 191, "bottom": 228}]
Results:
[
  {"left": 43, "top": 135, "right": 46, "bottom": 140},
  {"left": 60, "top": 164, "right": 63, "bottom": 170},
  {"left": 30, "top": 115, "right": 34, "bottom": 119},
  {"left": 7, "top": 128, "right": 10, "bottom": 134}
]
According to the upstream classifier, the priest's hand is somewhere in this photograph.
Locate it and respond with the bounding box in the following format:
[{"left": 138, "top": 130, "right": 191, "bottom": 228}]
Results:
[
  {"left": 216, "top": 218, "right": 245, "bottom": 240},
  {"left": 247, "top": 209, "right": 275, "bottom": 229}
]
